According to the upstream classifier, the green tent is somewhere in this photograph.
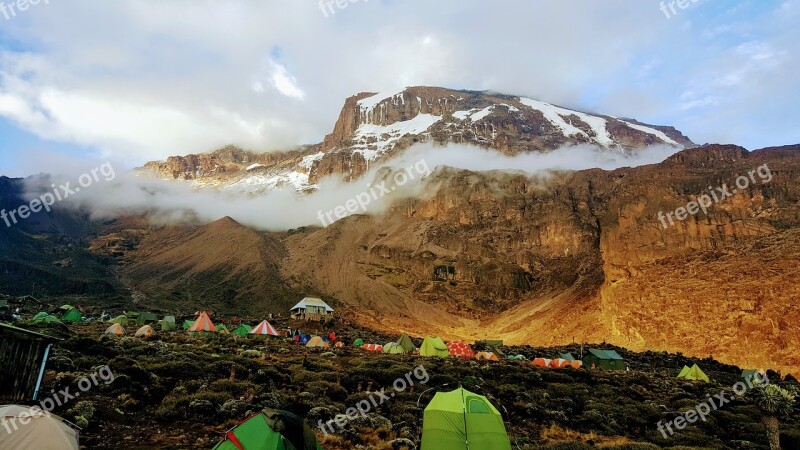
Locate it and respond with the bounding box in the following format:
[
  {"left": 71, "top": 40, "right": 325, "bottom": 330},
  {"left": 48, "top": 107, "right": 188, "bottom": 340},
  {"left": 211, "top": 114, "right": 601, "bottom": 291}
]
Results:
[
  {"left": 507, "top": 355, "right": 526, "bottom": 360},
  {"left": 31, "top": 312, "right": 62, "bottom": 325},
  {"left": 582, "top": 348, "right": 626, "bottom": 371},
  {"left": 109, "top": 315, "right": 128, "bottom": 325},
  {"left": 233, "top": 324, "right": 253, "bottom": 337},
  {"left": 383, "top": 342, "right": 407, "bottom": 354},
  {"left": 161, "top": 316, "right": 177, "bottom": 331},
  {"left": 353, "top": 338, "right": 364, "bottom": 347},
  {"left": 397, "top": 333, "right": 417, "bottom": 353},
  {"left": 212, "top": 408, "right": 322, "bottom": 450},
  {"left": 182, "top": 320, "right": 194, "bottom": 330},
  {"left": 59, "top": 305, "right": 74, "bottom": 311},
  {"left": 138, "top": 312, "right": 159, "bottom": 325},
  {"left": 420, "top": 337, "right": 449, "bottom": 358},
  {"left": 421, "top": 387, "right": 512, "bottom": 450},
  {"left": 217, "top": 324, "right": 230, "bottom": 334},
  {"left": 559, "top": 353, "right": 576, "bottom": 361},
  {"left": 742, "top": 369, "right": 767, "bottom": 385},
  {"left": 62, "top": 308, "right": 83, "bottom": 323},
  {"left": 677, "top": 364, "right": 710, "bottom": 382}
]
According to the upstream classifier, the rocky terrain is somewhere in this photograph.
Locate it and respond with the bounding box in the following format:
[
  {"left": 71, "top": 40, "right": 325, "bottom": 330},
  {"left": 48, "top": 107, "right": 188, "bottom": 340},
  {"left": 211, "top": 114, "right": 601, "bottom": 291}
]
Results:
[{"left": 20, "top": 320, "right": 800, "bottom": 449}]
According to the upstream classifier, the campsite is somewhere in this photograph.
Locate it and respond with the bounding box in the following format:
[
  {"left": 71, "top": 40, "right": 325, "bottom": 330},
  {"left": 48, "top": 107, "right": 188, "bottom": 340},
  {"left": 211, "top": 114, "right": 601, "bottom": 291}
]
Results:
[{"left": 1, "top": 308, "right": 799, "bottom": 449}]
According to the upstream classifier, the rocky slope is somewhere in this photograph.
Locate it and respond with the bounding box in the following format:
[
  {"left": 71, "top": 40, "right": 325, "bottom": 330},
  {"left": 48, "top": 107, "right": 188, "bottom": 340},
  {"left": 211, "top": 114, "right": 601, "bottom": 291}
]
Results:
[
  {"left": 137, "top": 87, "right": 694, "bottom": 192},
  {"left": 108, "top": 144, "right": 800, "bottom": 374}
]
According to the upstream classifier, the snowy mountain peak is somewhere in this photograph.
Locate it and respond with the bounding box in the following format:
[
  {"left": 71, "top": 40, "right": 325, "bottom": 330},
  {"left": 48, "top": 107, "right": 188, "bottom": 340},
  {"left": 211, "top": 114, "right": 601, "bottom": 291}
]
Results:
[{"left": 139, "top": 86, "right": 694, "bottom": 193}]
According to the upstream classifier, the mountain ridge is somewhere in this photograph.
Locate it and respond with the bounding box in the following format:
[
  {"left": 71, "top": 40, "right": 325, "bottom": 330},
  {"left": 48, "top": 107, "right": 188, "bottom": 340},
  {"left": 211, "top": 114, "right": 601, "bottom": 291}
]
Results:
[{"left": 137, "top": 86, "right": 695, "bottom": 192}]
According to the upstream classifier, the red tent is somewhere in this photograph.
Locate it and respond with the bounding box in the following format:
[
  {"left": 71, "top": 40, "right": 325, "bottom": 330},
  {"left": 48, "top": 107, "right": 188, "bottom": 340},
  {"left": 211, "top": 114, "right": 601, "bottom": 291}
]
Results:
[
  {"left": 447, "top": 341, "right": 474, "bottom": 359},
  {"left": 250, "top": 320, "right": 280, "bottom": 336},
  {"left": 362, "top": 344, "right": 383, "bottom": 352},
  {"left": 188, "top": 312, "right": 216, "bottom": 333}
]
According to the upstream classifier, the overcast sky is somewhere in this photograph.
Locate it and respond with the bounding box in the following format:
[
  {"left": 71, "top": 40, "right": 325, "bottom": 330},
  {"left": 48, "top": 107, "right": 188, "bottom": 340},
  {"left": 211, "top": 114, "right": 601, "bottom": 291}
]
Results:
[{"left": 0, "top": 0, "right": 797, "bottom": 177}]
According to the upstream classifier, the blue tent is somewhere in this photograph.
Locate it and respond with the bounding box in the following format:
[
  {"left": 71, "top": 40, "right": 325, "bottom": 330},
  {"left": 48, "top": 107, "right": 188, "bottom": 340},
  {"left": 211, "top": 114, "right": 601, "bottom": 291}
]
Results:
[{"left": 300, "top": 334, "right": 311, "bottom": 344}]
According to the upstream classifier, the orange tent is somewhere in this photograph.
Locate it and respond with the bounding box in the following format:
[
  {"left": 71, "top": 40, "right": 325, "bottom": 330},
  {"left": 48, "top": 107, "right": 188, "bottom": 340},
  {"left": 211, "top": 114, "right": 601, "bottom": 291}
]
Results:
[
  {"left": 105, "top": 323, "right": 125, "bottom": 336},
  {"left": 532, "top": 358, "right": 551, "bottom": 368},
  {"left": 475, "top": 352, "right": 500, "bottom": 361},
  {"left": 570, "top": 360, "right": 583, "bottom": 369},
  {"left": 550, "top": 358, "right": 571, "bottom": 369},
  {"left": 447, "top": 341, "right": 474, "bottom": 359},
  {"left": 362, "top": 344, "right": 383, "bottom": 352},
  {"left": 188, "top": 312, "right": 216, "bottom": 333},
  {"left": 250, "top": 320, "right": 279, "bottom": 336},
  {"left": 334, "top": 341, "right": 344, "bottom": 348}
]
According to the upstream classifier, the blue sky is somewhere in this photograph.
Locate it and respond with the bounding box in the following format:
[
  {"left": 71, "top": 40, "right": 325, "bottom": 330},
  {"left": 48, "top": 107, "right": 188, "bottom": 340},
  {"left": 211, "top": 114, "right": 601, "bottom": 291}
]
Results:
[{"left": 0, "top": 0, "right": 797, "bottom": 177}]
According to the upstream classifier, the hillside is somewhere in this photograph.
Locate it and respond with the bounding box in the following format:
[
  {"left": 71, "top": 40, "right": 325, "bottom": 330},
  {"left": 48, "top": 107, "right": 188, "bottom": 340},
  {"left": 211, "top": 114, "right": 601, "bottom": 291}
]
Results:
[{"left": 74, "top": 144, "right": 800, "bottom": 375}]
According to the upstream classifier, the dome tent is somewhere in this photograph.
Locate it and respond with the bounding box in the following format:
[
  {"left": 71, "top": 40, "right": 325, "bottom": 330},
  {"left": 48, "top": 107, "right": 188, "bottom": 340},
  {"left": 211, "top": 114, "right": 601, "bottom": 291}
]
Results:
[
  {"left": 135, "top": 325, "right": 155, "bottom": 337},
  {"left": 421, "top": 387, "right": 511, "bottom": 450},
  {"left": 212, "top": 408, "right": 322, "bottom": 450},
  {"left": 0, "top": 405, "right": 79, "bottom": 450},
  {"left": 420, "top": 337, "right": 449, "bottom": 358}
]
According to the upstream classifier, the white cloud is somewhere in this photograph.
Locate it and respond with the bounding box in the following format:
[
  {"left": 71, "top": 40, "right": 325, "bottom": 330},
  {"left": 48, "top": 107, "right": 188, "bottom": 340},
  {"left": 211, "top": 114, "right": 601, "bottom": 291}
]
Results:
[
  {"left": 0, "top": 0, "right": 797, "bottom": 168},
  {"left": 268, "top": 60, "right": 305, "bottom": 99}
]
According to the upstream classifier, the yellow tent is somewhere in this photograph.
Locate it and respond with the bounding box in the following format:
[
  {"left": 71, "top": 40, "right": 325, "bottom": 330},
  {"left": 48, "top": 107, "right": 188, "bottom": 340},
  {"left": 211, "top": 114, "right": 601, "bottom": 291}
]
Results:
[
  {"left": 677, "top": 364, "right": 710, "bottom": 382},
  {"left": 306, "top": 336, "right": 330, "bottom": 349}
]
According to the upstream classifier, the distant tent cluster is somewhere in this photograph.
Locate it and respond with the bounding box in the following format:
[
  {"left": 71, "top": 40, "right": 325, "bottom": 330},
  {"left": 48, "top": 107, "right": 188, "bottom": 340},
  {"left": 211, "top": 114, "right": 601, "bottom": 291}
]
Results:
[{"left": 99, "top": 311, "right": 285, "bottom": 340}]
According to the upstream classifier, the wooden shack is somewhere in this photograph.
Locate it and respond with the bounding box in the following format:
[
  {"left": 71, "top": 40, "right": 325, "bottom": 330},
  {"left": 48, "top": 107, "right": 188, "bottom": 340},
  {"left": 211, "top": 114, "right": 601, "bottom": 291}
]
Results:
[{"left": 0, "top": 323, "right": 60, "bottom": 402}]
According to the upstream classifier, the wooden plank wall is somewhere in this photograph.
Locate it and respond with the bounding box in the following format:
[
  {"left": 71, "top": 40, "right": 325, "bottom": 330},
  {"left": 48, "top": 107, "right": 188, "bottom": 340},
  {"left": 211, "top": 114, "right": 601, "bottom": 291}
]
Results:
[{"left": 0, "top": 331, "right": 49, "bottom": 402}]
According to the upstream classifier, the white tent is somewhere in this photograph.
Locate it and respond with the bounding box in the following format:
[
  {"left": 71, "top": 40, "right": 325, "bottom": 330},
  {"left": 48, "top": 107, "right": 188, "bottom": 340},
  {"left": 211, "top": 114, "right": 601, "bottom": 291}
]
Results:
[{"left": 0, "top": 405, "right": 79, "bottom": 450}]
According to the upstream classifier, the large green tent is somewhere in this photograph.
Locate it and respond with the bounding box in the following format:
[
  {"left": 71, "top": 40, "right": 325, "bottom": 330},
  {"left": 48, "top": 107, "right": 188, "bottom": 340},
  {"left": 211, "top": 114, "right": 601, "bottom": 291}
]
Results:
[
  {"left": 61, "top": 308, "right": 83, "bottom": 323},
  {"left": 30, "top": 312, "right": 62, "bottom": 325},
  {"left": 161, "top": 316, "right": 177, "bottom": 331},
  {"left": 397, "top": 333, "right": 417, "bottom": 353},
  {"left": 182, "top": 320, "right": 194, "bottom": 330},
  {"left": 212, "top": 408, "right": 323, "bottom": 450},
  {"left": 677, "top": 364, "right": 710, "bottom": 382},
  {"left": 420, "top": 337, "right": 449, "bottom": 358},
  {"left": 421, "top": 387, "right": 511, "bottom": 450},
  {"left": 383, "top": 342, "right": 406, "bottom": 354},
  {"left": 582, "top": 349, "right": 626, "bottom": 371},
  {"left": 138, "top": 312, "right": 159, "bottom": 325},
  {"left": 233, "top": 324, "right": 253, "bottom": 337}
]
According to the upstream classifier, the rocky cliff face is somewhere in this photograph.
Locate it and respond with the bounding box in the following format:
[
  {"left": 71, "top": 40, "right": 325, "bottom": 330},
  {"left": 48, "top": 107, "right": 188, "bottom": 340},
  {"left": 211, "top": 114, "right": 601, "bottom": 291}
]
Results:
[
  {"left": 276, "top": 144, "right": 800, "bottom": 374},
  {"left": 138, "top": 87, "right": 694, "bottom": 191}
]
